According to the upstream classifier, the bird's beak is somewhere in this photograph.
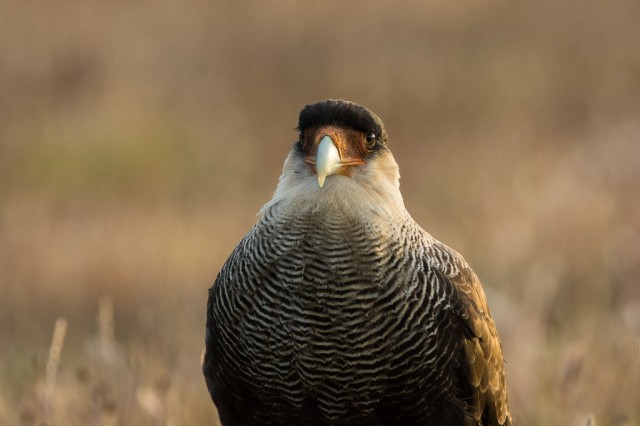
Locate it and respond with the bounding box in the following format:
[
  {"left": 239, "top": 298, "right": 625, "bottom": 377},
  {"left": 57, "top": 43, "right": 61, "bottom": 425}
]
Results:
[
  {"left": 303, "top": 126, "right": 368, "bottom": 187},
  {"left": 315, "top": 135, "right": 341, "bottom": 188}
]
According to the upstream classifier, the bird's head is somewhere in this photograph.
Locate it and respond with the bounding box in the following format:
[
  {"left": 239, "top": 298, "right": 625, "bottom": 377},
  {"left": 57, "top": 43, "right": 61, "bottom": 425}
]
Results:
[
  {"left": 267, "top": 99, "right": 404, "bottom": 217},
  {"left": 296, "top": 99, "right": 389, "bottom": 188}
]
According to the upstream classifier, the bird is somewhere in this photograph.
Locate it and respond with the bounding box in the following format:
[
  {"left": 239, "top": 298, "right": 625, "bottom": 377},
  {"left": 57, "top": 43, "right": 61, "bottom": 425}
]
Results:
[{"left": 203, "top": 99, "right": 511, "bottom": 426}]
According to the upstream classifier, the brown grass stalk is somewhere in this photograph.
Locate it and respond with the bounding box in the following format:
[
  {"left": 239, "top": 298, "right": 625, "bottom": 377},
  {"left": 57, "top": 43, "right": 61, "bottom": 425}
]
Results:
[
  {"left": 43, "top": 317, "right": 68, "bottom": 417},
  {"left": 98, "top": 295, "right": 115, "bottom": 366}
]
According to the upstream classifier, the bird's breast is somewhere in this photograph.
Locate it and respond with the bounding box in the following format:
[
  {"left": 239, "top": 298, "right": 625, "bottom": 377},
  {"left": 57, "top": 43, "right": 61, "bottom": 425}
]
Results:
[{"left": 211, "top": 207, "right": 452, "bottom": 420}]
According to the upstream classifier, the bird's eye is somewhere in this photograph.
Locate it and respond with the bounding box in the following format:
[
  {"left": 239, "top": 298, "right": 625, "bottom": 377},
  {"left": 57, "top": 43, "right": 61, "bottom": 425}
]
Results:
[{"left": 365, "top": 131, "right": 377, "bottom": 148}]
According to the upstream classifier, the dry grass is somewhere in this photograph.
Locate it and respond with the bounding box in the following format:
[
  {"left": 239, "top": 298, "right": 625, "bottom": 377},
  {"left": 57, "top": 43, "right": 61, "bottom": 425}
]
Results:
[{"left": 1, "top": 0, "right": 639, "bottom": 424}]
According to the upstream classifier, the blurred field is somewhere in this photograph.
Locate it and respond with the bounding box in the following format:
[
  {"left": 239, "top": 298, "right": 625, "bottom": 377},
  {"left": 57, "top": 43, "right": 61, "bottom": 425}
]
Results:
[{"left": 1, "top": 0, "right": 639, "bottom": 424}]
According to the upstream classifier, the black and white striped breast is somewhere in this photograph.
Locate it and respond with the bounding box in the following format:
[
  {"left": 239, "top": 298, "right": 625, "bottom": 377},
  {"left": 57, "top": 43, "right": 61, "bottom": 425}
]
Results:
[{"left": 205, "top": 201, "right": 472, "bottom": 426}]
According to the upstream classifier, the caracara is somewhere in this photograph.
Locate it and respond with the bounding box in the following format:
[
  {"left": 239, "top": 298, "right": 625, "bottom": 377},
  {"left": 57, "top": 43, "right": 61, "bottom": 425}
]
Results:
[{"left": 203, "top": 99, "right": 511, "bottom": 426}]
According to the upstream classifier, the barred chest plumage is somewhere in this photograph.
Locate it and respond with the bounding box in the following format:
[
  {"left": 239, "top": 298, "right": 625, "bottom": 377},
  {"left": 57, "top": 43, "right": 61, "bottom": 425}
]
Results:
[{"left": 207, "top": 198, "right": 466, "bottom": 425}]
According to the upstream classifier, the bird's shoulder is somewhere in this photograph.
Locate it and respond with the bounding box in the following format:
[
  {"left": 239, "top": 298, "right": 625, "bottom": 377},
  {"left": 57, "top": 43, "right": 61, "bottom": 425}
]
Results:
[{"left": 421, "top": 239, "right": 511, "bottom": 425}]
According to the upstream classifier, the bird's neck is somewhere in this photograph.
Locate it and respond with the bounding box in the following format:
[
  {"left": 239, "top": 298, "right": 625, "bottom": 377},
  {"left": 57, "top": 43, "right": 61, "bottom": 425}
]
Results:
[{"left": 260, "top": 151, "right": 408, "bottom": 224}]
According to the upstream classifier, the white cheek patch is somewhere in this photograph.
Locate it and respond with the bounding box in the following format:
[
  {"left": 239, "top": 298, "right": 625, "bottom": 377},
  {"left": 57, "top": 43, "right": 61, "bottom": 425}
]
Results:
[{"left": 264, "top": 147, "right": 406, "bottom": 222}]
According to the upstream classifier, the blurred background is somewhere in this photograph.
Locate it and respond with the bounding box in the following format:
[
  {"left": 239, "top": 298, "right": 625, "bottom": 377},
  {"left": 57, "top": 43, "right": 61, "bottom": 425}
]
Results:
[{"left": 1, "top": 0, "right": 639, "bottom": 424}]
